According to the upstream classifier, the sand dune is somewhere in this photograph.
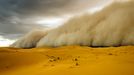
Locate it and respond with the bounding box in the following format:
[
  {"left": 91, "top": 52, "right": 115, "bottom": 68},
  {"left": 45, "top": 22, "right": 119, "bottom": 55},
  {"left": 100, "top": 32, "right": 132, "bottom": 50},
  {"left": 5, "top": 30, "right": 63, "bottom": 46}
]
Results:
[{"left": 0, "top": 46, "right": 134, "bottom": 75}]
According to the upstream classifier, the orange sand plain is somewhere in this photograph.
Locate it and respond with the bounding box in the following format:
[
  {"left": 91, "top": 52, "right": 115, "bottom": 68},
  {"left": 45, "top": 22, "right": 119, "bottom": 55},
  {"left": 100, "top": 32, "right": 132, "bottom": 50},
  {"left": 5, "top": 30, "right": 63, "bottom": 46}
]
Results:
[{"left": 0, "top": 46, "right": 134, "bottom": 75}]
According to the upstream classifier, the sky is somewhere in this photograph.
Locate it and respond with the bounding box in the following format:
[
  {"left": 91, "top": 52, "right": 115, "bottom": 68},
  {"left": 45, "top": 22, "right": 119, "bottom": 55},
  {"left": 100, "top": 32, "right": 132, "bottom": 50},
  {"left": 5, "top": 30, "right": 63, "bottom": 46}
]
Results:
[{"left": 0, "top": 0, "right": 114, "bottom": 47}]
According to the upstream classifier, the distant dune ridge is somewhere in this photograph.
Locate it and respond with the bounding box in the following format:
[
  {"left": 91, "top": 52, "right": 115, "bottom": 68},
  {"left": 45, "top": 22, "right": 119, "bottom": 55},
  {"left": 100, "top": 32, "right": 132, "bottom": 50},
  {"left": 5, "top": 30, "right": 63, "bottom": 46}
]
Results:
[{"left": 10, "top": 1, "right": 134, "bottom": 48}]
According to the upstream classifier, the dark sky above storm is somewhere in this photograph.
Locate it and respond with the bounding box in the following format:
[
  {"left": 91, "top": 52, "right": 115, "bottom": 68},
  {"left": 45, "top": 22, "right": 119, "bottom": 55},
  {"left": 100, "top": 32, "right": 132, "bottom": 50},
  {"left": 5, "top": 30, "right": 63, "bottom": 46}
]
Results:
[{"left": 0, "top": 0, "right": 113, "bottom": 35}]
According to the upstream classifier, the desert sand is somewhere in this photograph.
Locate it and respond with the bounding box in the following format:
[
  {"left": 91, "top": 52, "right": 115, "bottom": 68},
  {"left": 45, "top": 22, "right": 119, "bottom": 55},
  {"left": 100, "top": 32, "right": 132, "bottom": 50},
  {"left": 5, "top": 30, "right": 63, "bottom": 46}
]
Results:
[{"left": 0, "top": 46, "right": 134, "bottom": 75}]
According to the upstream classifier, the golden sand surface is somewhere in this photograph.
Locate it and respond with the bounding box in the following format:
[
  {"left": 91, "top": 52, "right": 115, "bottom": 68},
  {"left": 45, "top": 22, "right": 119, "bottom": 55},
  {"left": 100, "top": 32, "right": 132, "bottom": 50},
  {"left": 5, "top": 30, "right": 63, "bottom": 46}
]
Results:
[{"left": 0, "top": 46, "right": 134, "bottom": 75}]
